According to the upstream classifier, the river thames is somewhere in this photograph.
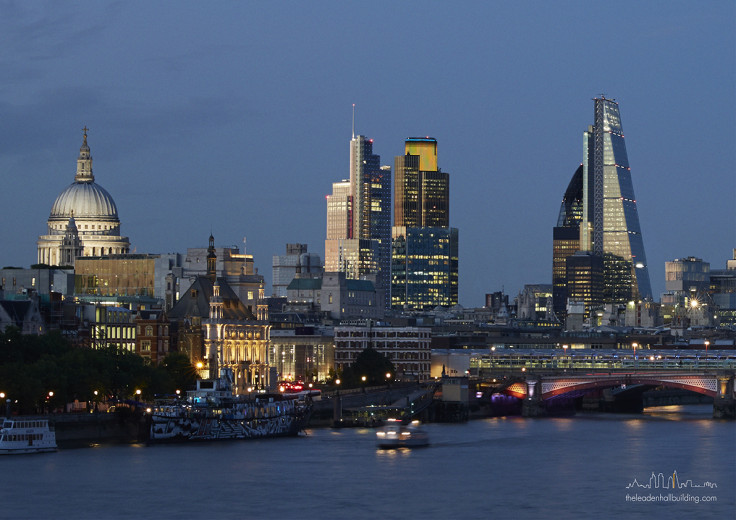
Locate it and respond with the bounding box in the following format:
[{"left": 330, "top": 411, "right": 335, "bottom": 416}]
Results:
[{"left": 1, "top": 405, "right": 733, "bottom": 519}]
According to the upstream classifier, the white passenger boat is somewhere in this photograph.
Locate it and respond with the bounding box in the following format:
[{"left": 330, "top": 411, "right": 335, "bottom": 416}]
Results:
[
  {"left": 376, "top": 419, "right": 429, "bottom": 449},
  {"left": 0, "top": 417, "right": 58, "bottom": 454}
]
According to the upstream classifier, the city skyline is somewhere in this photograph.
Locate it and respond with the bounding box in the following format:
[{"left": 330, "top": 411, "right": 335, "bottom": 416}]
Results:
[{"left": 1, "top": 3, "right": 733, "bottom": 306}]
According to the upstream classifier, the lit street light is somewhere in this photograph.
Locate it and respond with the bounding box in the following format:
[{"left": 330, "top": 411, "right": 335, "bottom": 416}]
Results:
[{"left": 632, "top": 342, "right": 638, "bottom": 369}]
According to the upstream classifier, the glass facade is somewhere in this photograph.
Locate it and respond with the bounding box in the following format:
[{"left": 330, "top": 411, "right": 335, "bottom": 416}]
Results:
[
  {"left": 326, "top": 136, "right": 391, "bottom": 309},
  {"left": 665, "top": 257, "right": 710, "bottom": 294},
  {"left": 391, "top": 226, "right": 458, "bottom": 309},
  {"left": 394, "top": 154, "right": 421, "bottom": 227},
  {"left": 421, "top": 170, "right": 449, "bottom": 227},
  {"left": 392, "top": 138, "right": 457, "bottom": 310},
  {"left": 75, "top": 255, "right": 157, "bottom": 297},
  {"left": 565, "top": 251, "right": 604, "bottom": 317},
  {"left": 394, "top": 138, "right": 449, "bottom": 228},
  {"left": 325, "top": 238, "right": 379, "bottom": 281},
  {"left": 581, "top": 97, "right": 652, "bottom": 300},
  {"left": 325, "top": 180, "right": 352, "bottom": 240},
  {"left": 552, "top": 165, "right": 584, "bottom": 317}
]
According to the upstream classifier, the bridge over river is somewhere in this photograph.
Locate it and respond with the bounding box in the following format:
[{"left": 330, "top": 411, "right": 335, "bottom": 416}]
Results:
[{"left": 481, "top": 369, "right": 735, "bottom": 418}]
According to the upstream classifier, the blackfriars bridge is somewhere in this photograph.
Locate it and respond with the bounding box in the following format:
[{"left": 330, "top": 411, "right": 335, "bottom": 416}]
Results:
[{"left": 489, "top": 370, "right": 735, "bottom": 418}]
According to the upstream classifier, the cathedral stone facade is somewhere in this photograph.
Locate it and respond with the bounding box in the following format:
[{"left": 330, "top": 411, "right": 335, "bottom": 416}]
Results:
[{"left": 37, "top": 129, "right": 130, "bottom": 266}]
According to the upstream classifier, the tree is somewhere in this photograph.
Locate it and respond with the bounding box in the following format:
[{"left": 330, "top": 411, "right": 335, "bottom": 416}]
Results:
[
  {"left": 342, "top": 347, "right": 395, "bottom": 388},
  {"left": 160, "top": 352, "right": 199, "bottom": 393}
]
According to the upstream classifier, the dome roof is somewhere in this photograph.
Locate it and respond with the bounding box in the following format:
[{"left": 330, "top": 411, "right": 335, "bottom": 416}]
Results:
[
  {"left": 48, "top": 128, "right": 120, "bottom": 221},
  {"left": 50, "top": 181, "right": 119, "bottom": 220}
]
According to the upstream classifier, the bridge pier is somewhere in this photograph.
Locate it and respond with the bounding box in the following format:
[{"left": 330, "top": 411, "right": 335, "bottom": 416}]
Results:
[
  {"left": 713, "top": 373, "right": 736, "bottom": 419},
  {"left": 522, "top": 397, "right": 548, "bottom": 417},
  {"left": 521, "top": 379, "right": 548, "bottom": 417}
]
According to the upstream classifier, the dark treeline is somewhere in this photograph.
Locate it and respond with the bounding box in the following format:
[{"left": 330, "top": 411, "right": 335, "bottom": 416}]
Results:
[
  {"left": 0, "top": 327, "right": 197, "bottom": 415},
  {"left": 337, "top": 347, "right": 395, "bottom": 388}
]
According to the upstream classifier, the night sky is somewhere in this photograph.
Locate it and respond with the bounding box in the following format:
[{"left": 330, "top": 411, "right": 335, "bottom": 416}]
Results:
[{"left": 1, "top": 2, "right": 733, "bottom": 305}]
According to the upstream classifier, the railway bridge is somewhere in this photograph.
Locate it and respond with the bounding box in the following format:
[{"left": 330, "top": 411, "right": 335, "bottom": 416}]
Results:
[{"left": 492, "top": 370, "right": 735, "bottom": 418}]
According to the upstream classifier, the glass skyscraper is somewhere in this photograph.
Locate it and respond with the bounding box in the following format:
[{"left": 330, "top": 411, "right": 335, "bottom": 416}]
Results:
[
  {"left": 582, "top": 97, "right": 651, "bottom": 301},
  {"left": 325, "top": 135, "right": 391, "bottom": 309},
  {"left": 391, "top": 226, "right": 458, "bottom": 309},
  {"left": 392, "top": 138, "right": 458, "bottom": 309},
  {"left": 394, "top": 138, "right": 449, "bottom": 228},
  {"left": 552, "top": 164, "right": 583, "bottom": 317},
  {"left": 553, "top": 97, "right": 652, "bottom": 321}
]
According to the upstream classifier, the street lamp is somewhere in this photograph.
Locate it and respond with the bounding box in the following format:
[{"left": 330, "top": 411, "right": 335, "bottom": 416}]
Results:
[
  {"left": 705, "top": 340, "right": 710, "bottom": 361},
  {"left": 135, "top": 389, "right": 142, "bottom": 403},
  {"left": 632, "top": 343, "right": 638, "bottom": 368},
  {"left": 175, "top": 389, "right": 181, "bottom": 399}
]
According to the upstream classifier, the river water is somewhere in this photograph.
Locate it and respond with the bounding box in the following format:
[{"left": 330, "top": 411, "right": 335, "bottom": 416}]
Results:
[{"left": 1, "top": 405, "right": 733, "bottom": 519}]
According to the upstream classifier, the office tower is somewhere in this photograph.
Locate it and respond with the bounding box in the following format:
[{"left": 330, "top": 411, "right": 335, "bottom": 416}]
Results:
[
  {"left": 665, "top": 257, "right": 711, "bottom": 295},
  {"left": 325, "top": 134, "right": 391, "bottom": 308},
  {"left": 272, "top": 244, "right": 323, "bottom": 298},
  {"left": 351, "top": 135, "right": 391, "bottom": 308},
  {"left": 392, "top": 226, "right": 458, "bottom": 309},
  {"left": 565, "top": 251, "right": 604, "bottom": 317},
  {"left": 392, "top": 137, "right": 458, "bottom": 309},
  {"left": 552, "top": 165, "right": 583, "bottom": 318},
  {"left": 553, "top": 97, "right": 652, "bottom": 319},
  {"left": 580, "top": 96, "right": 652, "bottom": 301},
  {"left": 326, "top": 180, "right": 352, "bottom": 242},
  {"left": 394, "top": 138, "right": 449, "bottom": 228}
]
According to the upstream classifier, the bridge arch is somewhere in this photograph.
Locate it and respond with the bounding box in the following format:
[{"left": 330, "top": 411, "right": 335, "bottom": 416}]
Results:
[
  {"left": 496, "top": 374, "right": 719, "bottom": 400},
  {"left": 540, "top": 374, "right": 718, "bottom": 400}
]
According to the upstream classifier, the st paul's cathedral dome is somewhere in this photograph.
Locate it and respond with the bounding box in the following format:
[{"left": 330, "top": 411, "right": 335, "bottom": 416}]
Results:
[{"left": 37, "top": 129, "right": 131, "bottom": 266}]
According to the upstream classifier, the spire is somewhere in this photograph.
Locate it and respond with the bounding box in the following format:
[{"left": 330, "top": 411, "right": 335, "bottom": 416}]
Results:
[
  {"left": 207, "top": 234, "right": 217, "bottom": 281},
  {"left": 75, "top": 126, "right": 94, "bottom": 183},
  {"left": 352, "top": 104, "right": 355, "bottom": 139}
]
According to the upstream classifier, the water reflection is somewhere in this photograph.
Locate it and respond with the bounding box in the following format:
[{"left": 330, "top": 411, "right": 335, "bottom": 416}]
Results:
[{"left": 643, "top": 404, "right": 713, "bottom": 421}]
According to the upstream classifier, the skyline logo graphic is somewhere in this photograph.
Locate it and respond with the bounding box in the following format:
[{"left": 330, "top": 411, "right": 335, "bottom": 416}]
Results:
[{"left": 626, "top": 471, "right": 718, "bottom": 490}]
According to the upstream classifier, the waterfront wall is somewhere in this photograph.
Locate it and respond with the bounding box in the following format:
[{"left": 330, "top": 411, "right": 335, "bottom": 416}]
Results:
[{"left": 49, "top": 410, "right": 147, "bottom": 446}]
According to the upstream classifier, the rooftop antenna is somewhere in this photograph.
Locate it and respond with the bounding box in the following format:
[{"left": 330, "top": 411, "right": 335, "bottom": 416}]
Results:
[{"left": 352, "top": 103, "right": 355, "bottom": 139}]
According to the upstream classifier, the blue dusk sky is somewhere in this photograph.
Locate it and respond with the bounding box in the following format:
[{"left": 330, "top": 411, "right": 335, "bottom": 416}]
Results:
[{"left": 1, "top": 2, "right": 733, "bottom": 306}]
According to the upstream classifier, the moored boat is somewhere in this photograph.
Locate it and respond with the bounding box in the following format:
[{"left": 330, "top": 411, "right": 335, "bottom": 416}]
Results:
[
  {"left": 0, "top": 417, "right": 58, "bottom": 454},
  {"left": 148, "top": 371, "right": 312, "bottom": 443},
  {"left": 376, "top": 419, "right": 429, "bottom": 449}
]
